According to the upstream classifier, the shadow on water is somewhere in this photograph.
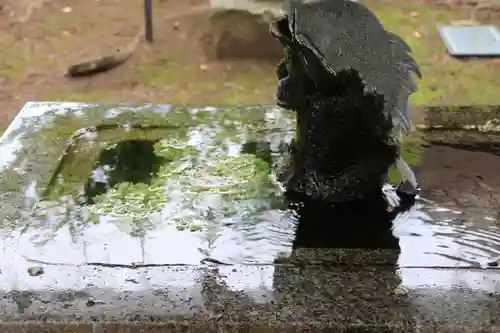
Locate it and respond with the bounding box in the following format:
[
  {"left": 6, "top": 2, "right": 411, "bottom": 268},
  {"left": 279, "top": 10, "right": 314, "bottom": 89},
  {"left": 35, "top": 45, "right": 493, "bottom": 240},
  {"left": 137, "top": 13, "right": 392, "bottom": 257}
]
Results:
[{"left": 290, "top": 191, "right": 407, "bottom": 250}]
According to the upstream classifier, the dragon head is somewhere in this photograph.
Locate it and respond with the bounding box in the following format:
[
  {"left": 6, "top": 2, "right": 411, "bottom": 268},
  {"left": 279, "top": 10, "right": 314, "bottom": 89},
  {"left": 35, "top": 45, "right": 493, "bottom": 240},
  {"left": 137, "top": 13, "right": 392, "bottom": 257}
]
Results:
[{"left": 269, "top": 4, "right": 368, "bottom": 111}]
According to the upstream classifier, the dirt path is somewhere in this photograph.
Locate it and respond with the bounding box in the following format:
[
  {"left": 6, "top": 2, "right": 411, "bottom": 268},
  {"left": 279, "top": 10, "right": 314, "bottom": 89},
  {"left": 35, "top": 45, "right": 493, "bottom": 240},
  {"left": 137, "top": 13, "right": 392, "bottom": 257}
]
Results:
[{"left": 1, "top": 0, "right": 500, "bottom": 130}]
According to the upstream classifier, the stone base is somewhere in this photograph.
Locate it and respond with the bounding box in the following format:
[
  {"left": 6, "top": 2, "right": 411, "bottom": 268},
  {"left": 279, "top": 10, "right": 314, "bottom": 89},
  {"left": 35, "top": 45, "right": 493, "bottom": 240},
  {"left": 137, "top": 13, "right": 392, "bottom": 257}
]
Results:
[{"left": 202, "top": 0, "right": 284, "bottom": 61}]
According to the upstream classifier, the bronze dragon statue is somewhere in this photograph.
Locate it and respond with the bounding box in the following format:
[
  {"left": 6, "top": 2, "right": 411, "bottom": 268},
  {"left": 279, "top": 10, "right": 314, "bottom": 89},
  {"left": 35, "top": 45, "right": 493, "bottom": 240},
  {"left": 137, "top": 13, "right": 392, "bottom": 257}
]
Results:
[{"left": 270, "top": 0, "right": 422, "bottom": 205}]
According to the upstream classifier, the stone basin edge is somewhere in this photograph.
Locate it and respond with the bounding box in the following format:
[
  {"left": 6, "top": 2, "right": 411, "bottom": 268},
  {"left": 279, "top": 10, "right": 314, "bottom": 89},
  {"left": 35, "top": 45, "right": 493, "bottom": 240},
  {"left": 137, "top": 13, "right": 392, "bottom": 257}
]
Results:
[
  {"left": 2, "top": 102, "right": 499, "bottom": 138},
  {"left": 420, "top": 105, "right": 500, "bottom": 132},
  {"left": 0, "top": 264, "right": 499, "bottom": 333}
]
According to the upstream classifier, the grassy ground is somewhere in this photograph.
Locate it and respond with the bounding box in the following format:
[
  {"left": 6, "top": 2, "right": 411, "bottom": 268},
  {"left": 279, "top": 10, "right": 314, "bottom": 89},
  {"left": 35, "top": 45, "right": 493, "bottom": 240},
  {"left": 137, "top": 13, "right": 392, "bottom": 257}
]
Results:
[
  {"left": 0, "top": 0, "right": 499, "bottom": 132},
  {"left": 369, "top": 0, "right": 500, "bottom": 106}
]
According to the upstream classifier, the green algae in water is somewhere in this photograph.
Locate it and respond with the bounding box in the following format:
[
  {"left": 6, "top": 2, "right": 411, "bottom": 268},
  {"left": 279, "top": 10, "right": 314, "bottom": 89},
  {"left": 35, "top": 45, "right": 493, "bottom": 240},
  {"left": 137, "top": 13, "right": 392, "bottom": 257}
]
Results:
[
  {"left": 36, "top": 105, "right": 274, "bottom": 201},
  {"left": 6, "top": 105, "right": 296, "bottom": 246},
  {"left": 44, "top": 127, "right": 186, "bottom": 200},
  {"left": 28, "top": 106, "right": 289, "bottom": 238},
  {"left": 88, "top": 138, "right": 279, "bottom": 232}
]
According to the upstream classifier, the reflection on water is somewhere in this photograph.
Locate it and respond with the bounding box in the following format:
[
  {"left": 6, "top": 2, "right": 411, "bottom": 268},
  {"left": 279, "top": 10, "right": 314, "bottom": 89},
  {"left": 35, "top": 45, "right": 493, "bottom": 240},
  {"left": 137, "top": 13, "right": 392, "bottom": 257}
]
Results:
[
  {"left": 0, "top": 103, "right": 499, "bottom": 290},
  {"left": 1, "top": 103, "right": 500, "bottom": 329},
  {"left": 10, "top": 125, "right": 500, "bottom": 270},
  {"left": 20, "top": 114, "right": 297, "bottom": 266},
  {"left": 395, "top": 200, "right": 500, "bottom": 269},
  {"left": 0, "top": 102, "right": 96, "bottom": 172},
  {"left": 15, "top": 190, "right": 500, "bottom": 269},
  {"left": 84, "top": 139, "right": 166, "bottom": 205}
]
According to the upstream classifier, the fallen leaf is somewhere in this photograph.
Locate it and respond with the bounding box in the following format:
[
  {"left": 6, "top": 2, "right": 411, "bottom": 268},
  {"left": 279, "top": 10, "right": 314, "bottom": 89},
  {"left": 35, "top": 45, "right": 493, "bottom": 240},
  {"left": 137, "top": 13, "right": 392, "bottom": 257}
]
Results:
[
  {"left": 27, "top": 266, "right": 44, "bottom": 277},
  {"left": 409, "top": 11, "right": 420, "bottom": 17},
  {"left": 86, "top": 299, "right": 105, "bottom": 306},
  {"left": 393, "top": 285, "right": 409, "bottom": 296},
  {"left": 413, "top": 31, "right": 422, "bottom": 39},
  {"left": 61, "top": 6, "right": 72, "bottom": 13},
  {"left": 199, "top": 64, "right": 209, "bottom": 71}
]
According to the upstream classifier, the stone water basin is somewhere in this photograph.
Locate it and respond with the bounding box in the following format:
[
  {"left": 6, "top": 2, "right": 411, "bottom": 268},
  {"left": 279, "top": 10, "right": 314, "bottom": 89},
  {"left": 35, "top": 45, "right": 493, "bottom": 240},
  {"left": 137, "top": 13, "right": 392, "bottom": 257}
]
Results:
[{"left": 0, "top": 102, "right": 499, "bottom": 332}]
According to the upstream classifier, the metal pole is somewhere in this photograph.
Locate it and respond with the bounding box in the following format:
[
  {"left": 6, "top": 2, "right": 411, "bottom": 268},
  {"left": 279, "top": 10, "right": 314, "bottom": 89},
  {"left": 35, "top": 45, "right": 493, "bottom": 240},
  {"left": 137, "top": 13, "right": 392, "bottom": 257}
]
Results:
[{"left": 144, "top": 0, "right": 153, "bottom": 42}]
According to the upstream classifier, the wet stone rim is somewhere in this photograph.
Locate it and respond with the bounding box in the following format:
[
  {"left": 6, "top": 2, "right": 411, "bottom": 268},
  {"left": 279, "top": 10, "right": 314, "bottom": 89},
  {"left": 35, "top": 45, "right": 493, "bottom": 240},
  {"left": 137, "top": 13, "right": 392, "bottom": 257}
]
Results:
[{"left": 420, "top": 105, "right": 500, "bottom": 132}]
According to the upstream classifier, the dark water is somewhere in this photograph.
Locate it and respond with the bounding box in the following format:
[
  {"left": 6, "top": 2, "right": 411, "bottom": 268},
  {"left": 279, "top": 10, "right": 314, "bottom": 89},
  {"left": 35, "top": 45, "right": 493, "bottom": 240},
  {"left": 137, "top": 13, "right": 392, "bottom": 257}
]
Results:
[
  {"left": 8, "top": 121, "right": 500, "bottom": 270},
  {"left": 84, "top": 139, "right": 166, "bottom": 205}
]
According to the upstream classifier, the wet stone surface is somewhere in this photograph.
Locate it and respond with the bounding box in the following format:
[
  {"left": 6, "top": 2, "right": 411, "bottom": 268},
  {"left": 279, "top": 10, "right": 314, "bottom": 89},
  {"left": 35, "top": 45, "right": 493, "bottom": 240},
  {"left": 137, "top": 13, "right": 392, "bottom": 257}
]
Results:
[
  {"left": 421, "top": 105, "right": 500, "bottom": 218},
  {"left": 0, "top": 102, "right": 500, "bottom": 332}
]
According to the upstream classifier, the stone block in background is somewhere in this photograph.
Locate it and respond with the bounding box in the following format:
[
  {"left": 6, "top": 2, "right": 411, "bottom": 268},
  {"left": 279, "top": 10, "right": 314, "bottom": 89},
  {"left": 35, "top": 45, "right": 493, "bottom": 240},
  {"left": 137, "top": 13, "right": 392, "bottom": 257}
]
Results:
[
  {"left": 201, "top": 0, "right": 284, "bottom": 62},
  {"left": 200, "top": 0, "right": 363, "bottom": 62}
]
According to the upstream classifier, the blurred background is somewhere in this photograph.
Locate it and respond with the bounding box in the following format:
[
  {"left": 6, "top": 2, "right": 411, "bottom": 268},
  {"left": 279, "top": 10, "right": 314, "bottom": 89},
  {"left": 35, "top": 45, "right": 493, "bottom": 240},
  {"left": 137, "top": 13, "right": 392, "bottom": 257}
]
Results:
[{"left": 0, "top": 0, "right": 499, "bottom": 130}]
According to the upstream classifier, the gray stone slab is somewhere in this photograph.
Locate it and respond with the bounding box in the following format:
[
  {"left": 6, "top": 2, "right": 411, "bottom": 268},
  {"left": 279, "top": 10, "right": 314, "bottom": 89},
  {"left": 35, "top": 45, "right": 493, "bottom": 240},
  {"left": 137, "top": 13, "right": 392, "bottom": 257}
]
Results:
[
  {"left": 0, "top": 265, "right": 499, "bottom": 331},
  {"left": 210, "top": 0, "right": 284, "bottom": 16},
  {"left": 422, "top": 105, "right": 500, "bottom": 131},
  {"left": 438, "top": 25, "right": 500, "bottom": 57},
  {"left": 0, "top": 102, "right": 500, "bottom": 332}
]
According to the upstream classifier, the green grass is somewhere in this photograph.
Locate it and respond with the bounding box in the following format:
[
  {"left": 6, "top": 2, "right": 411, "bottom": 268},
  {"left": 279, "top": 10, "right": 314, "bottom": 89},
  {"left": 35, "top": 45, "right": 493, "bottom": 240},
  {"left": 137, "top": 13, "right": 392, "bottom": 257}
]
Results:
[
  {"left": 131, "top": 0, "right": 500, "bottom": 107},
  {"left": 136, "top": 61, "right": 184, "bottom": 88},
  {"left": 367, "top": 0, "right": 500, "bottom": 106},
  {"left": 134, "top": 59, "right": 277, "bottom": 105}
]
